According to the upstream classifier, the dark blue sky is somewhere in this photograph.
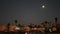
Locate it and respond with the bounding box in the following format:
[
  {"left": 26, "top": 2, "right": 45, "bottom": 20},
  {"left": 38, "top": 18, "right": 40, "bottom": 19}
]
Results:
[{"left": 0, "top": 0, "right": 60, "bottom": 25}]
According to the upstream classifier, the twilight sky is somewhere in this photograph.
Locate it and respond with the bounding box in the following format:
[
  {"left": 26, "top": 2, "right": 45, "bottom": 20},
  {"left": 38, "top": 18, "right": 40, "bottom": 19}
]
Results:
[{"left": 0, "top": 0, "right": 60, "bottom": 25}]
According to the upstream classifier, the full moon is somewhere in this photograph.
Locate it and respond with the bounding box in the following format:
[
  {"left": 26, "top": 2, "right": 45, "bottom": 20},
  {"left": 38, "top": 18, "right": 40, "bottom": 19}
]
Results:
[{"left": 42, "top": 5, "right": 45, "bottom": 8}]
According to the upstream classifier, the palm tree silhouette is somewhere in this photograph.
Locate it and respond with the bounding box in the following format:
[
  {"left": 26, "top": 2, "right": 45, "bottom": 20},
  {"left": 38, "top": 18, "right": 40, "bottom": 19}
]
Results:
[
  {"left": 55, "top": 17, "right": 58, "bottom": 25},
  {"left": 7, "top": 23, "right": 10, "bottom": 34},
  {"left": 44, "top": 21, "right": 48, "bottom": 27},
  {"left": 15, "top": 20, "right": 18, "bottom": 26}
]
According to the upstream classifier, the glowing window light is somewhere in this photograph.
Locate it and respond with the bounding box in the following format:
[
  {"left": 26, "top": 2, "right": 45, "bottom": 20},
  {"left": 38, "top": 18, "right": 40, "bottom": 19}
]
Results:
[
  {"left": 15, "top": 27, "right": 20, "bottom": 30},
  {"left": 25, "top": 32, "right": 27, "bottom": 34}
]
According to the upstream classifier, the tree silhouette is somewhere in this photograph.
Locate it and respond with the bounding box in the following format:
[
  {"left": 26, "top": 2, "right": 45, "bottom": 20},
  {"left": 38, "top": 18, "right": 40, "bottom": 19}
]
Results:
[
  {"left": 15, "top": 20, "right": 17, "bottom": 23},
  {"left": 45, "top": 21, "right": 48, "bottom": 24},
  {"left": 55, "top": 17, "right": 58, "bottom": 26},
  {"left": 41, "top": 22, "right": 45, "bottom": 27},
  {"left": 44, "top": 21, "right": 49, "bottom": 27},
  {"left": 7, "top": 23, "right": 10, "bottom": 34},
  {"left": 55, "top": 17, "right": 58, "bottom": 24},
  {"left": 15, "top": 20, "right": 18, "bottom": 26}
]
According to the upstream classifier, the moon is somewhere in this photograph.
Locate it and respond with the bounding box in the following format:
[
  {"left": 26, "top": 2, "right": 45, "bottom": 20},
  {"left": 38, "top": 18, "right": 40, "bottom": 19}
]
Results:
[{"left": 42, "top": 5, "right": 45, "bottom": 8}]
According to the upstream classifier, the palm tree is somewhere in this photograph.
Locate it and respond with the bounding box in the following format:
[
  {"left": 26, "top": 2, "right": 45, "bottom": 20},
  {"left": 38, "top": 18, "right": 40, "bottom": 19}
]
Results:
[
  {"left": 7, "top": 23, "right": 10, "bottom": 34},
  {"left": 49, "top": 21, "right": 51, "bottom": 27},
  {"left": 15, "top": 20, "right": 18, "bottom": 26},
  {"left": 41, "top": 22, "right": 45, "bottom": 27},
  {"left": 55, "top": 17, "right": 58, "bottom": 26},
  {"left": 44, "top": 21, "right": 48, "bottom": 27},
  {"left": 7, "top": 23, "right": 10, "bottom": 30}
]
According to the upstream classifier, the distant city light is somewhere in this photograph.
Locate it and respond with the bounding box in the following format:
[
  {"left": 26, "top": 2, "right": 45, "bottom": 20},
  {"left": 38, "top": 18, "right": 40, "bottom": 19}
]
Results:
[
  {"left": 25, "top": 32, "right": 27, "bottom": 34},
  {"left": 15, "top": 27, "right": 20, "bottom": 30}
]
